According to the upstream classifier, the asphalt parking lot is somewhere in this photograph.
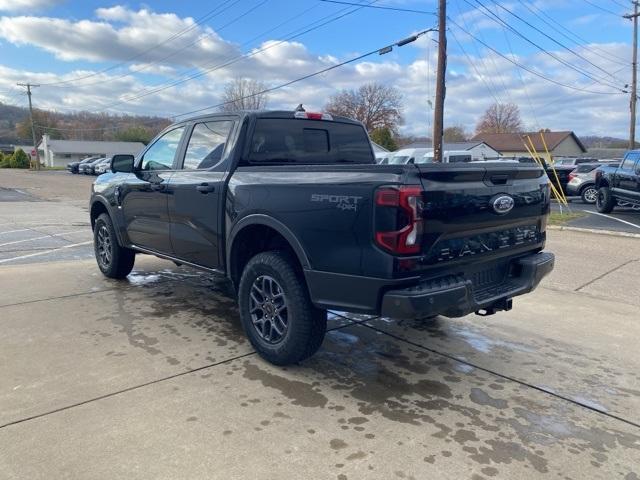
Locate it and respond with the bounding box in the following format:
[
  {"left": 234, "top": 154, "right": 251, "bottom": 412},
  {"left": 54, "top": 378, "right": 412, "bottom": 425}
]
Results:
[
  {"left": 553, "top": 199, "right": 640, "bottom": 235},
  {"left": 1, "top": 170, "right": 639, "bottom": 479}
]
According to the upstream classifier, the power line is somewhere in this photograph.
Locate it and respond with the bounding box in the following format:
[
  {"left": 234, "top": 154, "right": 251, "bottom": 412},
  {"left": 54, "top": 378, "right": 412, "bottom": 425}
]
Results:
[
  {"left": 317, "top": 0, "right": 434, "bottom": 14},
  {"left": 47, "top": 0, "right": 271, "bottom": 90},
  {"left": 487, "top": 0, "right": 626, "bottom": 83},
  {"left": 517, "top": 0, "right": 630, "bottom": 66},
  {"left": 174, "top": 29, "right": 434, "bottom": 119},
  {"left": 450, "top": 0, "right": 503, "bottom": 104},
  {"left": 37, "top": 0, "right": 244, "bottom": 87},
  {"left": 582, "top": 0, "right": 622, "bottom": 16},
  {"left": 448, "top": 17, "right": 626, "bottom": 95},
  {"left": 449, "top": 27, "right": 501, "bottom": 105},
  {"left": 86, "top": 0, "right": 382, "bottom": 113},
  {"left": 466, "top": 0, "right": 625, "bottom": 91},
  {"left": 452, "top": 0, "right": 506, "bottom": 103},
  {"left": 496, "top": 6, "right": 542, "bottom": 128},
  {"left": 35, "top": 28, "right": 435, "bottom": 132}
]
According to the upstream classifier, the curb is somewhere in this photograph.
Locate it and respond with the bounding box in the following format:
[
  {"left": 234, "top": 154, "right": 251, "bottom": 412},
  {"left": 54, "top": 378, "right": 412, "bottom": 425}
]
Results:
[{"left": 548, "top": 225, "right": 640, "bottom": 239}]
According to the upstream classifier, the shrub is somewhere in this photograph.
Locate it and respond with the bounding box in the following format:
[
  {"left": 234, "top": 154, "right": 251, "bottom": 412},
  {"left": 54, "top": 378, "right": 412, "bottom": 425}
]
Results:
[
  {"left": 0, "top": 152, "right": 9, "bottom": 168},
  {"left": 9, "top": 149, "right": 30, "bottom": 169}
]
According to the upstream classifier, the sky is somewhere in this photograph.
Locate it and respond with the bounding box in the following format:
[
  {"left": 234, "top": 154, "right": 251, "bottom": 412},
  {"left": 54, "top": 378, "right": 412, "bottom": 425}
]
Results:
[{"left": 0, "top": 0, "right": 636, "bottom": 138}]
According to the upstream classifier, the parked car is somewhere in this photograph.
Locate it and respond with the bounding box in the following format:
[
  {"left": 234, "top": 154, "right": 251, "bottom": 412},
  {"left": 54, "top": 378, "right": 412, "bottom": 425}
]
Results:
[
  {"left": 93, "top": 157, "right": 112, "bottom": 175},
  {"left": 595, "top": 151, "right": 640, "bottom": 212},
  {"left": 79, "top": 157, "right": 105, "bottom": 175},
  {"left": 67, "top": 156, "right": 100, "bottom": 174},
  {"left": 553, "top": 157, "right": 599, "bottom": 167},
  {"left": 387, "top": 148, "right": 430, "bottom": 164},
  {"left": 420, "top": 150, "right": 473, "bottom": 163},
  {"left": 567, "top": 162, "right": 620, "bottom": 204},
  {"left": 90, "top": 109, "right": 554, "bottom": 366}
]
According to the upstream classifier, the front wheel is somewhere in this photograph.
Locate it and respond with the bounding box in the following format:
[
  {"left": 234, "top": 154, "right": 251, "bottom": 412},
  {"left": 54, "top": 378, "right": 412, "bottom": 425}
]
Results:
[
  {"left": 238, "top": 251, "right": 327, "bottom": 366},
  {"left": 596, "top": 187, "right": 615, "bottom": 213},
  {"left": 94, "top": 213, "right": 135, "bottom": 279},
  {"left": 580, "top": 185, "right": 598, "bottom": 204}
]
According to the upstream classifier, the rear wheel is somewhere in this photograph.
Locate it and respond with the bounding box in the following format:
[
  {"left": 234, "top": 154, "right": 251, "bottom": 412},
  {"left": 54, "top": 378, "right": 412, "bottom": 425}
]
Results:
[
  {"left": 94, "top": 213, "right": 135, "bottom": 279},
  {"left": 238, "top": 251, "right": 327, "bottom": 366},
  {"left": 580, "top": 185, "right": 598, "bottom": 204},
  {"left": 596, "top": 187, "right": 615, "bottom": 213}
]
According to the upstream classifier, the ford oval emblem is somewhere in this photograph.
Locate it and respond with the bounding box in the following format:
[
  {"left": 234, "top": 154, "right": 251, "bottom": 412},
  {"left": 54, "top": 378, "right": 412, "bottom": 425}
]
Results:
[{"left": 491, "top": 194, "right": 515, "bottom": 215}]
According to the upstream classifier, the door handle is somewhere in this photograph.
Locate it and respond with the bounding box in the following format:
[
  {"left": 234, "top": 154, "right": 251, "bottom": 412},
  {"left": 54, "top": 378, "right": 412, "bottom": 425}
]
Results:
[
  {"left": 196, "top": 183, "right": 215, "bottom": 194},
  {"left": 150, "top": 184, "right": 166, "bottom": 192}
]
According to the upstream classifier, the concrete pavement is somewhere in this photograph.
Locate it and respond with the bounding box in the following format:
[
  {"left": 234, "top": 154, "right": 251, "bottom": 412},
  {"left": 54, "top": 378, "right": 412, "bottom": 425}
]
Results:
[{"left": 0, "top": 170, "right": 639, "bottom": 479}]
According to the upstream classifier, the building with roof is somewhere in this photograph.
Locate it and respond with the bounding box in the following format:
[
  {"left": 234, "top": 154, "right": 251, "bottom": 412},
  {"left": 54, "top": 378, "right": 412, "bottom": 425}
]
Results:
[
  {"left": 471, "top": 131, "right": 587, "bottom": 161},
  {"left": 37, "top": 134, "right": 145, "bottom": 167},
  {"left": 400, "top": 141, "right": 500, "bottom": 161}
]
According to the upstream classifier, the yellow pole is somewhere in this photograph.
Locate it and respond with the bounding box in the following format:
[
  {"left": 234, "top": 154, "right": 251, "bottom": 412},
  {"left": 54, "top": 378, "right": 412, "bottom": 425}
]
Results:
[
  {"left": 526, "top": 135, "right": 568, "bottom": 206},
  {"left": 523, "top": 139, "right": 565, "bottom": 206},
  {"left": 539, "top": 132, "right": 569, "bottom": 205}
]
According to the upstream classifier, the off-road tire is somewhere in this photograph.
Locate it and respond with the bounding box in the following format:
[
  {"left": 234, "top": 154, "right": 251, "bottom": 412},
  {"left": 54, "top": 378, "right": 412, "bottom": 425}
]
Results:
[
  {"left": 596, "top": 187, "right": 615, "bottom": 213},
  {"left": 238, "top": 250, "right": 327, "bottom": 365},
  {"left": 94, "top": 213, "right": 135, "bottom": 279}
]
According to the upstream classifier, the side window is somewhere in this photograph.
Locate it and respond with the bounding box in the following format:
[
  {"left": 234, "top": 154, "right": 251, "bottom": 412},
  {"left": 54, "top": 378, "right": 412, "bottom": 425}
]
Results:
[
  {"left": 141, "top": 127, "right": 185, "bottom": 171},
  {"left": 182, "top": 121, "right": 234, "bottom": 170},
  {"left": 621, "top": 155, "right": 637, "bottom": 170}
]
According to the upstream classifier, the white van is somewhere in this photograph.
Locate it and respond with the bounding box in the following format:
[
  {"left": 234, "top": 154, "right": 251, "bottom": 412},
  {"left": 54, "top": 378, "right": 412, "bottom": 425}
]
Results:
[
  {"left": 387, "top": 148, "right": 430, "bottom": 165},
  {"left": 419, "top": 150, "right": 473, "bottom": 164}
]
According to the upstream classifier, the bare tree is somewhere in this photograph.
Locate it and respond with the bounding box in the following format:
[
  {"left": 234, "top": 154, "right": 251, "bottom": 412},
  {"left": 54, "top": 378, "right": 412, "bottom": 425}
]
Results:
[
  {"left": 443, "top": 125, "right": 468, "bottom": 142},
  {"left": 475, "top": 103, "right": 523, "bottom": 135},
  {"left": 324, "top": 83, "right": 403, "bottom": 133},
  {"left": 218, "top": 78, "right": 269, "bottom": 112}
]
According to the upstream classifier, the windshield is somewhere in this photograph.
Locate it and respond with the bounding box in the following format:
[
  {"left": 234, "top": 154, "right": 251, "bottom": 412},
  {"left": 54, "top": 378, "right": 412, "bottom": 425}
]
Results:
[
  {"left": 415, "top": 155, "right": 433, "bottom": 164},
  {"left": 247, "top": 118, "right": 374, "bottom": 164},
  {"left": 555, "top": 159, "right": 574, "bottom": 166},
  {"left": 388, "top": 155, "right": 410, "bottom": 165}
]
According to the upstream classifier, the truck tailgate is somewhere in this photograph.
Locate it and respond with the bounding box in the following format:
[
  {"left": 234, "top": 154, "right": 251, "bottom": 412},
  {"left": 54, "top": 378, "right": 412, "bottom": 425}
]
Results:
[{"left": 414, "top": 163, "right": 549, "bottom": 265}]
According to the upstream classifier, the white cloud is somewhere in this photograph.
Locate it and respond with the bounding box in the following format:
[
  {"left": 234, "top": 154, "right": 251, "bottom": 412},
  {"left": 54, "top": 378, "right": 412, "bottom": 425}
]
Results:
[
  {"left": 0, "top": 0, "right": 62, "bottom": 12},
  {"left": 0, "top": 8, "right": 239, "bottom": 66},
  {"left": 0, "top": 5, "right": 634, "bottom": 139}
]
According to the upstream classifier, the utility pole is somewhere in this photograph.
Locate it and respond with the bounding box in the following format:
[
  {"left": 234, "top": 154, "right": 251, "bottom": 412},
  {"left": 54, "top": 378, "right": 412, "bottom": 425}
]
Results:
[
  {"left": 625, "top": 2, "right": 640, "bottom": 150},
  {"left": 16, "top": 82, "right": 42, "bottom": 170},
  {"left": 432, "top": 0, "right": 446, "bottom": 162}
]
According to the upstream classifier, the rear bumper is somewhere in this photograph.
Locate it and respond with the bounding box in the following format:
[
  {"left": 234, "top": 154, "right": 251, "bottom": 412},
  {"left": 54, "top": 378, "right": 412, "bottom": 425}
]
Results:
[
  {"left": 380, "top": 251, "right": 554, "bottom": 319},
  {"left": 305, "top": 251, "right": 554, "bottom": 318}
]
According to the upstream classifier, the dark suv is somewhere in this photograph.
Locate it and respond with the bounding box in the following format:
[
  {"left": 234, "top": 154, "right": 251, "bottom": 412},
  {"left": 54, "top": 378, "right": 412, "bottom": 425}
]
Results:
[{"left": 90, "top": 110, "right": 554, "bottom": 365}]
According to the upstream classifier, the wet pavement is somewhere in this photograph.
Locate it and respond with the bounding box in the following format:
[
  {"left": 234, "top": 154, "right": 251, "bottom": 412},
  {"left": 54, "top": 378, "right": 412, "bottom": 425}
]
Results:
[{"left": 1, "top": 171, "right": 639, "bottom": 479}]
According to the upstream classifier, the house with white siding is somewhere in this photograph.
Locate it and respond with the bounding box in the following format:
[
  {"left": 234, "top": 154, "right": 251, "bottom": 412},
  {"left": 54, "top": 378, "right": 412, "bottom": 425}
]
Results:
[{"left": 37, "top": 134, "right": 145, "bottom": 167}]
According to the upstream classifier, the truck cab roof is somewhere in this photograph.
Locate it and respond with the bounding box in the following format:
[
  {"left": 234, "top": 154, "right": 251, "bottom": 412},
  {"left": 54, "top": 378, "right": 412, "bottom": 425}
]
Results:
[{"left": 174, "top": 110, "right": 363, "bottom": 127}]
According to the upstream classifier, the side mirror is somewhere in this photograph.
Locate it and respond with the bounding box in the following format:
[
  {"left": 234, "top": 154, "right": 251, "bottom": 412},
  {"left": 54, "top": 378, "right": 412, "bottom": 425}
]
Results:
[{"left": 111, "top": 154, "right": 135, "bottom": 173}]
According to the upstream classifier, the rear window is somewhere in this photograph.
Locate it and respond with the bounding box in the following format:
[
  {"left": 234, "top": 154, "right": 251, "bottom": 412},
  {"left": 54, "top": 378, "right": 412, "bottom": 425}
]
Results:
[
  {"left": 247, "top": 118, "right": 374, "bottom": 164},
  {"left": 574, "top": 164, "right": 598, "bottom": 173}
]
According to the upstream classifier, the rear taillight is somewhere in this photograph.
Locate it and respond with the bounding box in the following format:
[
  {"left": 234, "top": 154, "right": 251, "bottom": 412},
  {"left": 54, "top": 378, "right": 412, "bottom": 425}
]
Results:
[
  {"left": 568, "top": 173, "right": 576, "bottom": 182},
  {"left": 374, "top": 186, "right": 423, "bottom": 255}
]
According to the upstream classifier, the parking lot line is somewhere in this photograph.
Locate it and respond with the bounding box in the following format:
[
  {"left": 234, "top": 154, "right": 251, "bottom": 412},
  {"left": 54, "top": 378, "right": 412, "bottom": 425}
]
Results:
[
  {"left": 0, "top": 229, "right": 88, "bottom": 248},
  {"left": 583, "top": 210, "right": 640, "bottom": 230},
  {"left": 0, "top": 229, "right": 34, "bottom": 236},
  {"left": 0, "top": 241, "right": 93, "bottom": 265}
]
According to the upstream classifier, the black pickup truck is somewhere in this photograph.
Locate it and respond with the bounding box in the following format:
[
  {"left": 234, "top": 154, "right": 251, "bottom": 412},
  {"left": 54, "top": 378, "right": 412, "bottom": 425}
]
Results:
[
  {"left": 90, "top": 109, "right": 554, "bottom": 365},
  {"left": 595, "top": 150, "right": 640, "bottom": 212}
]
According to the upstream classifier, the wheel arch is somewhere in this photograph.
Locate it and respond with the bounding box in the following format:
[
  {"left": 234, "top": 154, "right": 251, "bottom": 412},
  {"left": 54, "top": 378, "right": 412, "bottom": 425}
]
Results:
[
  {"left": 227, "top": 215, "right": 311, "bottom": 287},
  {"left": 90, "top": 197, "right": 128, "bottom": 247},
  {"left": 579, "top": 182, "right": 596, "bottom": 194}
]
